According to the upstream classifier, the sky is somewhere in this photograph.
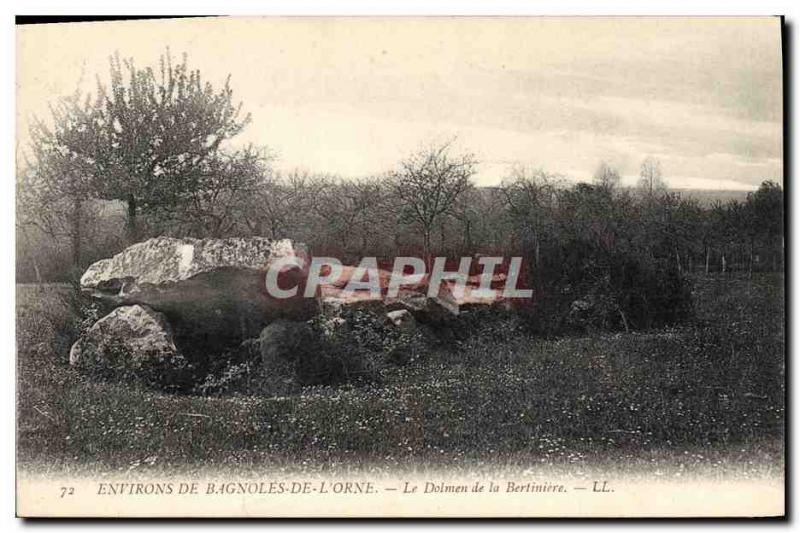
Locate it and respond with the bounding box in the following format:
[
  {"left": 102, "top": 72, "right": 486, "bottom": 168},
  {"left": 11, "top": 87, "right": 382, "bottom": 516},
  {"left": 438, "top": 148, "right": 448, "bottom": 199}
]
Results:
[{"left": 17, "top": 17, "right": 783, "bottom": 189}]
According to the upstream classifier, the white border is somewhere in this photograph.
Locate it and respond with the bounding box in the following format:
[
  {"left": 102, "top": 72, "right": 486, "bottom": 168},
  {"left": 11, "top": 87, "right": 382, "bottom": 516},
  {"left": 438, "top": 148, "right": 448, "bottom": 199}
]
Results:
[{"left": 3, "top": 2, "right": 796, "bottom": 530}]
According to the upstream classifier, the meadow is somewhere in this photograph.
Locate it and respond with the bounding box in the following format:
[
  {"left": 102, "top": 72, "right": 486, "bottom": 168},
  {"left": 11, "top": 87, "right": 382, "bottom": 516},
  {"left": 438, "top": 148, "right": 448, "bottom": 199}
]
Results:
[{"left": 16, "top": 274, "right": 784, "bottom": 477}]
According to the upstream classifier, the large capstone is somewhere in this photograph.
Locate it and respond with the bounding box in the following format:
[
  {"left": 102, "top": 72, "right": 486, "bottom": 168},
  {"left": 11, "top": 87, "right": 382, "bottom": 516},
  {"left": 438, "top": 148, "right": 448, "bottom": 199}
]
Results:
[
  {"left": 79, "top": 237, "right": 315, "bottom": 344},
  {"left": 69, "top": 304, "right": 177, "bottom": 366}
]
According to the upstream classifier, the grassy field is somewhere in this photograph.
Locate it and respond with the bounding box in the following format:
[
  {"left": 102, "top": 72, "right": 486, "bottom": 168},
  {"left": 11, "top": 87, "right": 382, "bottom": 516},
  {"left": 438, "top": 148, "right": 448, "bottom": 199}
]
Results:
[{"left": 16, "top": 275, "right": 784, "bottom": 477}]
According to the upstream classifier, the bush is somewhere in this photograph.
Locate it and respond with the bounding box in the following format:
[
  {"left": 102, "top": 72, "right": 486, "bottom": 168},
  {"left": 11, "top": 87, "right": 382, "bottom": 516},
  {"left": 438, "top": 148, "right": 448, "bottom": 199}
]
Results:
[
  {"left": 193, "top": 360, "right": 257, "bottom": 396},
  {"left": 72, "top": 337, "right": 194, "bottom": 393},
  {"left": 192, "top": 311, "right": 398, "bottom": 395},
  {"left": 191, "top": 338, "right": 296, "bottom": 397},
  {"left": 17, "top": 282, "right": 102, "bottom": 361},
  {"left": 525, "top": 244, "right": 693, "bottom": 334},
  {"left": 292, "top": 312, "right": 382, "bottom": 386},
  {"left": 319, "top": 308, "right": 426, "bottom": 365}
]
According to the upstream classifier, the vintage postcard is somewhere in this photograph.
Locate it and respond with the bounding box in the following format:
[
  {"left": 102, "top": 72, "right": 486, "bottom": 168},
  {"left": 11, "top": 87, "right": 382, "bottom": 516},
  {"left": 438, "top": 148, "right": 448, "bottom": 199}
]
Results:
[{"left": 15, "top": 16, "right": 785, "bottom": 517}]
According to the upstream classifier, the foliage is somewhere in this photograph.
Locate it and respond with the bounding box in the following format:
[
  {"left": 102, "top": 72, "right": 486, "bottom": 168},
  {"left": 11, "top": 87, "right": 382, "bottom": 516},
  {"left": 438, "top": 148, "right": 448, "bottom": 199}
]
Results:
[
  {"left": 191, "top": 310, "right": 408, "bottom": 395},
  {"left": 320, "top": 308, "right": 425, "bottom": 366},
  {"left": 72, "top": 338, "right": 193, "bottom": 394},
  {"left": 18, "top": 49, "right": 256, "bottom": 256},
  {"left": 94, "top": 52, "right": 251, "bottom": 234}
]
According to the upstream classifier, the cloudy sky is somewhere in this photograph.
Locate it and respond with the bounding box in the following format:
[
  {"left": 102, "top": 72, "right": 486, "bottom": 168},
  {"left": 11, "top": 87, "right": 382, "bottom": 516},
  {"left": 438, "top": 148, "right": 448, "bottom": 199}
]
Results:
[{"left": 17, "top": 17, "right": 783, "bottom": 189}]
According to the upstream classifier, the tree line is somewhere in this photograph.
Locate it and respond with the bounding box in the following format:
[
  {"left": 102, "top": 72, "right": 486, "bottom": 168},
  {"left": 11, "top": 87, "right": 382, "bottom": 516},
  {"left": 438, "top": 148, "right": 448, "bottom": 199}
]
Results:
[{"left": 17, "top": 51, "right": 784, "bottom": 329}]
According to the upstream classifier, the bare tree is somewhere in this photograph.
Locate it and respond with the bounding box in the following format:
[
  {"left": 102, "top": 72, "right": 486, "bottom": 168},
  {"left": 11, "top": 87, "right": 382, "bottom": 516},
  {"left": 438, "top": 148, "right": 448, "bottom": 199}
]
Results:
[
  {"left": 315, "top": 177, "right": 386, "bottom": 256},
  {"left": 164, "top": 146, "right": 271, "bottom": 237},
  {"left": 389, "top": 142, "right": 476, "bottom": 261},
  {"left": 20, "top": 90, "right": 100, "bottom": 270},
  {"left": 252, "top": 170, "right": 327, "bottom": 240},
  {"left": 638, "top": 156, "right": 666, "bottom": 198},
  {"left": 500, "top": 166, "right": 561, "bottom": 266},
  {"left": 593, "top": 161, "right": 621, "bottom": 191}
]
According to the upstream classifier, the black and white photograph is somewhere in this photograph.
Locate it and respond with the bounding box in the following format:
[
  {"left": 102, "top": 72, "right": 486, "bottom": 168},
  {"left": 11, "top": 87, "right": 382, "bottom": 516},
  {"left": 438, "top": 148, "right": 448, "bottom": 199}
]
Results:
[{"left": 13, "top": 15, "right": 785, "bottom": 517}]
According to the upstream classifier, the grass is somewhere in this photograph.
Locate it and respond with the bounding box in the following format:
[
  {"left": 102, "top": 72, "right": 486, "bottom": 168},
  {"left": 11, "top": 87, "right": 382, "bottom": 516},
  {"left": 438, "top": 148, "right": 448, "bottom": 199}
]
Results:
[{"left": 16, "top": 274, "right": 784, "bottom": 477}]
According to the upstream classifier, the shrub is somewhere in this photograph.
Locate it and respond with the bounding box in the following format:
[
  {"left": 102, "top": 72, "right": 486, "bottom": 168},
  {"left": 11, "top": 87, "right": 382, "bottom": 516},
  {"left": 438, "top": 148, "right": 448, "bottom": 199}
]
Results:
[
  {"left": 293, "top": 312, "right": 380, "bottom": 386},
  {"left": 193, "top": 360, "right": 256, "bottom": 396},
  {"left": 525, "top": 245, "right": 693, "bottom": 334},
  {"left": 192, "top": 311, "right": 395, "bottom": 395},
  {"left": 322, "top": 308, "right": 426, "bottom": 364},
  {"left": 19, "top": 282, "right": 102, "bottom": 360},
  {"left": 191, "top": 338, "right": 298, "bottom": 397},
  {"left": 72, "top": 337, "right": 194, "bottom": 393}
]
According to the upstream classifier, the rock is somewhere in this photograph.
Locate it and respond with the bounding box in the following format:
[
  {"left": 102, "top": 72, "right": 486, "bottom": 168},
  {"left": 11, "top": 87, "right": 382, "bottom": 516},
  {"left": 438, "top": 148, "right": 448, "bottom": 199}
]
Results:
[
  {"left": 438, "top": 278, "right": 510, "bottom": 312},
  {"left": 259, "top": 319, "right": 314, "bottom": 367},
  {"left": 80, "top": 237, "right": 314, "bottom": 342},
  {"left": 315, "top": 263, "right": 513, "bottom": 319},
  {"left": 396, "top": 292, "right": 459, "bottom": 325},
  {"left": 324, "top": 264, "right": 395, "bottom": 290},
  {"left": 322, "top": 284, "right": 458, "bottom": 333},
  {"left": 316, "top": 315, "right": 348, "bottom": 339},
  {"left": 69, "top": 305, "right": 177, "bottom": 366},
  {"left": 317, "top": 284, "right": 386, "bottom": 316},
  {"left": 385, "top": 309, "right": 416, "bottom": 331}
]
